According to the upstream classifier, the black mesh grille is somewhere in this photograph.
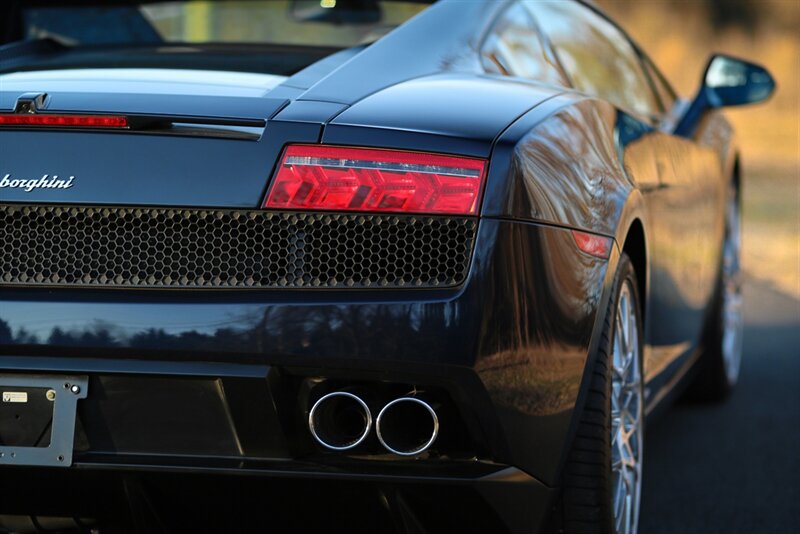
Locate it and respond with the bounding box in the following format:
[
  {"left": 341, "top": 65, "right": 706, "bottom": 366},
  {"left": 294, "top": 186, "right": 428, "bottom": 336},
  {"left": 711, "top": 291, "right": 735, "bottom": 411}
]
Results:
[{"left": 0, "top": 205, "right": 477, "bottom": 289}]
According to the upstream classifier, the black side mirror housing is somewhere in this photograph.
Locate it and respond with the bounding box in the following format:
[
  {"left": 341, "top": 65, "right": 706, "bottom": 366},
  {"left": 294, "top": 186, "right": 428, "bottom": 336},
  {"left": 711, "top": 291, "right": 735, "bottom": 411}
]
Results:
[{"left": 676, "top": 54, "right": 775, "bottom": 137}]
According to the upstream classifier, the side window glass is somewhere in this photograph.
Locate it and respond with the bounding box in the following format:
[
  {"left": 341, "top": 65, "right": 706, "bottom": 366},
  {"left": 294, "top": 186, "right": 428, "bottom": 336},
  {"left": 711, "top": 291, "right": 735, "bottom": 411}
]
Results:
[
  {"left": 643, "top": 55, "right": 678, "bottom": 113},
  {"left": 481, "top": 2, "right": 567, "bottom": 86},
  {"left": 527, "top": 1, "right": 660, "bottom": 118}
]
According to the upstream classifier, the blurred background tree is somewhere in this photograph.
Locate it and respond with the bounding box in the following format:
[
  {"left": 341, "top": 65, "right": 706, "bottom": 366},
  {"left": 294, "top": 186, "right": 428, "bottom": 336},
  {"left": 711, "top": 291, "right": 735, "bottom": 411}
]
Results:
[
  {"left": 704, "top": 0, "right": 758, "bottom": 33},
  {"left": 596, "top": 0, "right": 799, "bottom": 300}
]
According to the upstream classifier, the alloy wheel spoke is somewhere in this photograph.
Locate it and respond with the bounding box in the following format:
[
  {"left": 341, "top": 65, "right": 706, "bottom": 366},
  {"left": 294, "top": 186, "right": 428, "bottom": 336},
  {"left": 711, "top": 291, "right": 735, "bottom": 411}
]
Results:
[
  {"left": 610, "top": 281, "right": 642, "bottom": 534},
  {"left": 721, "top": 185, "right": 744, "bottom": 384},
  {"left": 616, "top": 312, "right": 628, "bottom": 356}
]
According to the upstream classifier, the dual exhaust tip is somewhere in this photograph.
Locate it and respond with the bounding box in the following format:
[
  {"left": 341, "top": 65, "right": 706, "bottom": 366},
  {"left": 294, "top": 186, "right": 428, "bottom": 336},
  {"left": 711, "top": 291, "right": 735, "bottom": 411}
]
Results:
[{"left": 308, "top": 391, "right": 439, "bottom": 456}]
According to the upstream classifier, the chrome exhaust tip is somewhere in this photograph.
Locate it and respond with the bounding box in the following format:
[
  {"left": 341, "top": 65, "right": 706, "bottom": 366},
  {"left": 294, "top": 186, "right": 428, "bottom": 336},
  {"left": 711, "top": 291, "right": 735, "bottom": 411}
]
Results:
[
  {"left": 376, "top": 397, "right": 439, "bottom": 456},
  {"left": 308, "top": 391, "right": 372, "bottom": 451}
]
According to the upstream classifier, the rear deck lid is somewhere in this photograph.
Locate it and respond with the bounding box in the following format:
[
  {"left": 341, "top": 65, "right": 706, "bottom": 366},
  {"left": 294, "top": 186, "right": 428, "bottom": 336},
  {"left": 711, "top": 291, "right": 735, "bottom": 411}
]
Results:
[{"left": 0, "top": 69, "right": 296, "bottom": 208}]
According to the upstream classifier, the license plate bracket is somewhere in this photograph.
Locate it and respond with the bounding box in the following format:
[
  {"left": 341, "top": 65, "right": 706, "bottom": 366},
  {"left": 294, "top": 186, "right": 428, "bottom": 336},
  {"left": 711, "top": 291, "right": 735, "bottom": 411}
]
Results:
[{"left": 0, "top": 375, "right": 88, "bottom": 467}]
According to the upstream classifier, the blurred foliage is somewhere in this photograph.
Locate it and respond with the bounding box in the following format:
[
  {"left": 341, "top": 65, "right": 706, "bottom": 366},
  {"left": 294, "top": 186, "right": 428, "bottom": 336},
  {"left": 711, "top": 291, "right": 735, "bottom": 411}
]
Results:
[
  {"left": 704, "top": 0, "right": 759, "bottom": 32},
  {"left": 598, "top": 0, "right": 799, "bottom": 298}
]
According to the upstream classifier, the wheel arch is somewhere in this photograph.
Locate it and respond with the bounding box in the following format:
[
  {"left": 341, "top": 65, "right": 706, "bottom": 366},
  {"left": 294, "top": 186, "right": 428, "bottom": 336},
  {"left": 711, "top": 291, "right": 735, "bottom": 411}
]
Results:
[{"left": 621, "top": 218, "right": 648, "bottom": 327}]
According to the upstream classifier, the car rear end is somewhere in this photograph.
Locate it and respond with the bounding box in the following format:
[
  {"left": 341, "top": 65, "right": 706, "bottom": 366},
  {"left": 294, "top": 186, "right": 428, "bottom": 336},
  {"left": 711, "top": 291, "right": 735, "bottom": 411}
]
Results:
[
  {"left": 0, "top": 117, "right": 549, "bottom": 534},
  {"left": 0, "top": 2, "right": 610, "bottom": 532}
]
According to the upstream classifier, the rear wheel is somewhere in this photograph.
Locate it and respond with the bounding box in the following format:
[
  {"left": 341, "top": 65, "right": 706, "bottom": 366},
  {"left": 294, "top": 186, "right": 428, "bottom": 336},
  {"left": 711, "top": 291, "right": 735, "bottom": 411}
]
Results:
[
  {"left": 686, "top": 180, "right": 743, "bottom": 400},
  {"left": 560, "top": 254, "right": 644, "bottom": 534}
]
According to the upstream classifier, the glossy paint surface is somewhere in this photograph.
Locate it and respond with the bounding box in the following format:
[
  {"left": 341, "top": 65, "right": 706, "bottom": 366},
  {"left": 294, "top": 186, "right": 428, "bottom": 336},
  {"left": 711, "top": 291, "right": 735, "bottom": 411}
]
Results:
[
  {"left": 0, "top": 91, "right": 287, "bottom": 119},
  {"left": 295, "top": 0, "right": 503, "bottom": 104},
  {"left": 329, "top": 74, "right": 563, "bottom": 158},
  {"left": 0, "top": 68, "right": 287, "bottom": 97},
  {"left": 0, "top": 122, "right": 302, "bottom": 207},
  {"left": 483, "top": 96, "right": 629, "bottom": 237}
]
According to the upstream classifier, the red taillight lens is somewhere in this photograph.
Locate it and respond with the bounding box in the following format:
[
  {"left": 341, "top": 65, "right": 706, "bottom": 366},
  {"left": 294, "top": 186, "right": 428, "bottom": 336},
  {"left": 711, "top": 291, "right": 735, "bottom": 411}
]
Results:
[
  {"left": 572, "top": 230, "right": 613, "bottom": 259},
  {"left": 264, "top": 145, "right": 487, "bottom": 215},
  {"left": 0, "top": 114, "right": 128, "bottom": 128}
]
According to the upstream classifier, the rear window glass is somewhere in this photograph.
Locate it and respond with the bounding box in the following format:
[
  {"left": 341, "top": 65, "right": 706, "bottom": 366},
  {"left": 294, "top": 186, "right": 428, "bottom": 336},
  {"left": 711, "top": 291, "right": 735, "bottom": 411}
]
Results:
[{"left": 22, "top": 0, "right": 432, "bottom": 48}]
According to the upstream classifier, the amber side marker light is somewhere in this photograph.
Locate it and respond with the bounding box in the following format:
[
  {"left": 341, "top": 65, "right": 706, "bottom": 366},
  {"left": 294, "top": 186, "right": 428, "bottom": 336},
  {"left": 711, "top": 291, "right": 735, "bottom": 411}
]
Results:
[
  {"left": 0, "top": 114, "right": 129, "bottom": 128},
  {"left": 572, "top": 230, "right": 613, "bottom": 259},
  {"left": 264, "top": 145, "right": 487, "bottom": 216}
]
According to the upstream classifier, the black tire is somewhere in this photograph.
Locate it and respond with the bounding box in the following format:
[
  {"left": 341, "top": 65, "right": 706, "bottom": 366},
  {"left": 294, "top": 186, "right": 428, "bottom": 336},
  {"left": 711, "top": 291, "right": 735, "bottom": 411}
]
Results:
[
  {"left": 682, "top": 277, "right": 735, "bottom": 401},
  {"left": 558, "top": 253, "right": 644, "bottom": 534}
]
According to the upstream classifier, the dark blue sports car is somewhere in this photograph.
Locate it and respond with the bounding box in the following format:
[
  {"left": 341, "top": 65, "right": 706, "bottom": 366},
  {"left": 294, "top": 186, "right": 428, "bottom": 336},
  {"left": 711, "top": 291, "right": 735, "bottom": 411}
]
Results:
[{"left": 0, "top": 1, "right": 774, "bottom": 532}]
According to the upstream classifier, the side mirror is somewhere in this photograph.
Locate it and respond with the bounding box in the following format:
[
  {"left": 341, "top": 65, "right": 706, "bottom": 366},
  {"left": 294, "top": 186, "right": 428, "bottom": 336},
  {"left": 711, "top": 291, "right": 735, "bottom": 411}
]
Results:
[
  {"left": 703, "top": 54, "right": 775, "bottom": 108},
  {"left": 676, "top": 54, "right": 775, "bottom": 137}
]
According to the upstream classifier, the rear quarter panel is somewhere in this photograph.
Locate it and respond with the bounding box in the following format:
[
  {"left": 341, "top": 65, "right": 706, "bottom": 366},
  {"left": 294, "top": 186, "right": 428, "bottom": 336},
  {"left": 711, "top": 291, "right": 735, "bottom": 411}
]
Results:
[{"left": 483, "top": 94, "right": 732, "bottom": 409}]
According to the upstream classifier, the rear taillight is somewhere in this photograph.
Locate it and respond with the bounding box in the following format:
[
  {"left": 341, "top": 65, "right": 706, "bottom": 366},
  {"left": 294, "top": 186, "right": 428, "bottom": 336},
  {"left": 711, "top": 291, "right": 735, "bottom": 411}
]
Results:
[
  {"left": 264, "top": 145, "right": 487, "bottom": 215},
  {"left": 572, "top": 230, "right": 613, "bottom": 259},
  {"left": 0, "top": 114, "right": 128, "bottom": 128}
]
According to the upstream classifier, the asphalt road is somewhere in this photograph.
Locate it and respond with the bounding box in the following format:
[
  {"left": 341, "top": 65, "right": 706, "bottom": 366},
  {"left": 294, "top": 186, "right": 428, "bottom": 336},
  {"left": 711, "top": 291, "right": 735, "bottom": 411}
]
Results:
[{"left": 640, "top": 276, "right": 800, "bottom": 533}]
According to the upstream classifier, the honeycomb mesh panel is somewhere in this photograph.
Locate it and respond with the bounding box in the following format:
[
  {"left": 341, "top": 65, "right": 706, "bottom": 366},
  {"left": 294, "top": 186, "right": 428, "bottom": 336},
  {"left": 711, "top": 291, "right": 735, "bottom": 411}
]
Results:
[{"left": 0, "top": 205, "right": 477, "bottom": 289}]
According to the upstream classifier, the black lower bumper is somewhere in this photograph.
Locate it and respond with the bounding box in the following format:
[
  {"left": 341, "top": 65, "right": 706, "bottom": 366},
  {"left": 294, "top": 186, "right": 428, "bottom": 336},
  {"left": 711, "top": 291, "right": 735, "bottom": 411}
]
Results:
[
  {"left": 0, "top": 463, "right": 553, "bottom": 534},
  {"left": 0, "top": 363, "right": 555, "bottom": 533}
]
